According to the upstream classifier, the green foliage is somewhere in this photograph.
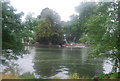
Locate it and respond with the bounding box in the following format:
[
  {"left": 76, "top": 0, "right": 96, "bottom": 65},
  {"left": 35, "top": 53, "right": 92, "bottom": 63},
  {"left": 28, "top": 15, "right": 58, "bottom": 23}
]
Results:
[
  {"left": 63, "top": 2, "right": 120, "bottom": 73},
  {"left": 2, "top": 1, "right": 25, "bottom": 59},
  {"left": 22, "top": 13, "right": 37, "bottom": 44},
  {"left": 35, "top": 8, "right": 62, "bottom": 44},
  {"left": 53, "top": 77, "right": 61, "bottom": 79},
  {"left": 63, "top": 15, "right": 82, "bottom": 42},
  {"left": 69, "top": 73, "right": 80, "bottom": 79},
  {"left": 99, "top": 73, "right": 119, "bottom": 79},
  {"left": 81, "top": 2, "right": 120, "bottom": 72},
  {"left": 35, "top": 19, "right": 53, "bottom": 37},
  {"left": 63, "top": 2, "right": 96, "bottom": 42},
  {"left": 19, "top": 72, "right": 36, "bottom": 79}
]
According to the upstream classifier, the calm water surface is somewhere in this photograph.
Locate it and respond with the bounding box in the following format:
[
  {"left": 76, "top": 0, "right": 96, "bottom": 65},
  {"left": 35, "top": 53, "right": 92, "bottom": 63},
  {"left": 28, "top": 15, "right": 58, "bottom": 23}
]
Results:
[{"left": 1, "top": 46, "right": 112, "bottom": 79}]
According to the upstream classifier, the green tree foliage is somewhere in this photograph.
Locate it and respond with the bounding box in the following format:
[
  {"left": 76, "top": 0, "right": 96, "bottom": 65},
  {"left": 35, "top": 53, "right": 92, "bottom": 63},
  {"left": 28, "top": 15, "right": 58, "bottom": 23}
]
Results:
[
  {"left": 63, "top": 2, "right": 96, "bottom": 42},
  {"left": 22, "top": 13, "right": 37, "bottom": 44},
  {"left": 2, "top": 1, "right": 24, "bottom": 59},
  {"left": 35, "top": 8, "right": 62, "bottom": 45},
  {"left": 63, "top": 1, "right": 120, "bottom": 74},
  {"left": 81, "top": 2, "right": 120, "bottom": 73},
  {"left": 62, "top": 15, "right": 80, "bottom": 42}
]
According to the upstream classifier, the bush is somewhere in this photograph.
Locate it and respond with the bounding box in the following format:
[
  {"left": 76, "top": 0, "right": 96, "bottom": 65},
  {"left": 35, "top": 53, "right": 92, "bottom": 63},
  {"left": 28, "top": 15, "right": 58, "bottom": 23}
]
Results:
[{"left": 19, "top": 72, "right": 36, "bottom": 79}]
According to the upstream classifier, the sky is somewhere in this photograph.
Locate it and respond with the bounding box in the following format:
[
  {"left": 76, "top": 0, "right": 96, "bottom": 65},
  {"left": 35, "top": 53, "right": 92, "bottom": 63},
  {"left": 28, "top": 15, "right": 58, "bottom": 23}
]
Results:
[{"left": 10, "top": 0, "right": 83, "bottom": 21}]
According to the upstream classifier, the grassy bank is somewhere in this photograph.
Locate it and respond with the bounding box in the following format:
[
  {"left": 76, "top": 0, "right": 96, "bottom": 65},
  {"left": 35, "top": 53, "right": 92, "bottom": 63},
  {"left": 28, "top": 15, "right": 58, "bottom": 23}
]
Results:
[
  {"left": 99, "top": 72, "right": 120, "bottom": 79},
  {"left": 1, "top": 72, "right": 120, "bottom": 79}
]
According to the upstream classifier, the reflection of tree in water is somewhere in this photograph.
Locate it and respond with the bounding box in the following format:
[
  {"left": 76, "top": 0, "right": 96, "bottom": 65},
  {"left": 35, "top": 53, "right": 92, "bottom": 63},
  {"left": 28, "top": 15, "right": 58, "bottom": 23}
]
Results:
[
  {"left": 33, "top": 48, "right": 63, "bottom": 78},
  {"left": 61, "top": 48, "right": 104, "bottom": 77},
  {"left": 33, "top": 62, "right": 60, "bottom": 78},
  {"left": 1, "top": 61, "right": 21, "bottom": 76},
  {"left": 33, "top": 47, "right": 105, "bottom": 78}
]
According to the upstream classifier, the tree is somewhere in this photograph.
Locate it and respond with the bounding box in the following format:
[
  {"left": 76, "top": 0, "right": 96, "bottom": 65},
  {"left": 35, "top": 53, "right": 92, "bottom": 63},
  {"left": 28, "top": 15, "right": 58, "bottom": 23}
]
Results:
[
  {"left": 22, "top": 13, "right": 37, "bottom": 45},
  {"left": 81, "top": 2, "right": 120, "bottom": 74},
  {"left": 35, "top": 8, "right": 62, "bottom": 45},
  {"left": 64, "top": 15, "right": 83, "bottom": 42},
  {"left": 62, "top": 2, "right": 97, "bottom": 43},
  {"left": 2, "top": 1, "right": 24, "bottom": 59},
  {"left": 76, "top": 2, "right": 96, "bottom": 33}
]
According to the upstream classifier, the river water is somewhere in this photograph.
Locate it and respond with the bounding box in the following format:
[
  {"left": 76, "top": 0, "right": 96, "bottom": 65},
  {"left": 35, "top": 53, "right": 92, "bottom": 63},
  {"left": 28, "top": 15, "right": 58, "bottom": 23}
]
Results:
[{"left": 1, "top": 46, "right": 113, "bottom": 79}]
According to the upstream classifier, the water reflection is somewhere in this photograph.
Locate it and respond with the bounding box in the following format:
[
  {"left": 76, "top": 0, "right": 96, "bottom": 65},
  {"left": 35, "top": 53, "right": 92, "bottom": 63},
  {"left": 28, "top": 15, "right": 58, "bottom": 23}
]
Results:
[
  {"left": 50, "top": 66, "right": 69, "bottom": 79},
  {"left": 1, "top": 46, "right": 113, "bottom": 79},
  {"left": 103, "top": 59, "right": 113, "bottom": 74},
  {"left": 33, "top": 47, "right": 112, "bottom": 78}
]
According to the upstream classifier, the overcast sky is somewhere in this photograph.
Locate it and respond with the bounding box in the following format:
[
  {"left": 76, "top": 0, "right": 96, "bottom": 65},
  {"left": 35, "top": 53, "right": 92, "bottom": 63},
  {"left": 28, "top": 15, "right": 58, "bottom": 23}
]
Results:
[{"left": 10, "top": 0, "right": 84, "bottom": 21}]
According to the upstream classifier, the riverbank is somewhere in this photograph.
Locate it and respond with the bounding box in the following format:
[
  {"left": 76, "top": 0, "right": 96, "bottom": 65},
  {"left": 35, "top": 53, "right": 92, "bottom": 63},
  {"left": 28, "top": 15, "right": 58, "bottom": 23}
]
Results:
[
  {"left": 1, "top": 72, "right": 120, "bottom": 79},
  {"left": 99, "top": 72, "right": 120, "bottom": 79},
  {"left": 25, "top": 44, "right": 86, "bottom": 48}
]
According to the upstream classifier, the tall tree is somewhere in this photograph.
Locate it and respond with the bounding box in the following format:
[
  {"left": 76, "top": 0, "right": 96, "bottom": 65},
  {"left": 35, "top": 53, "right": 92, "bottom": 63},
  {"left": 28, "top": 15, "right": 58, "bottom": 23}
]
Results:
[
  {"left": 35, "top": 8, "right": 62, "bottom": 45},
  {"left": 22, "top": 13, "right": 37, "bottom": 45},
  {"left": 2, "top": 1, "right": 24, "bottom": 59},
  {"left": 63, "top": 2, "right": 96, "bottom": 43},
  {"left": 82, "top": 2, "right": 120, "bottom": 74},
  {"left": 75, "top": 2, "right": 97, "bottom": 36}
]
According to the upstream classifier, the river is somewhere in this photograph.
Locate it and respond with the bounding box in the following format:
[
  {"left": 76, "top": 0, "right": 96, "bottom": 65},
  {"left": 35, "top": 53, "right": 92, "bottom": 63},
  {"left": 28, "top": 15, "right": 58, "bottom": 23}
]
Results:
[{"left": 1, "top": 46, "right": 113, "bottom": 79}]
